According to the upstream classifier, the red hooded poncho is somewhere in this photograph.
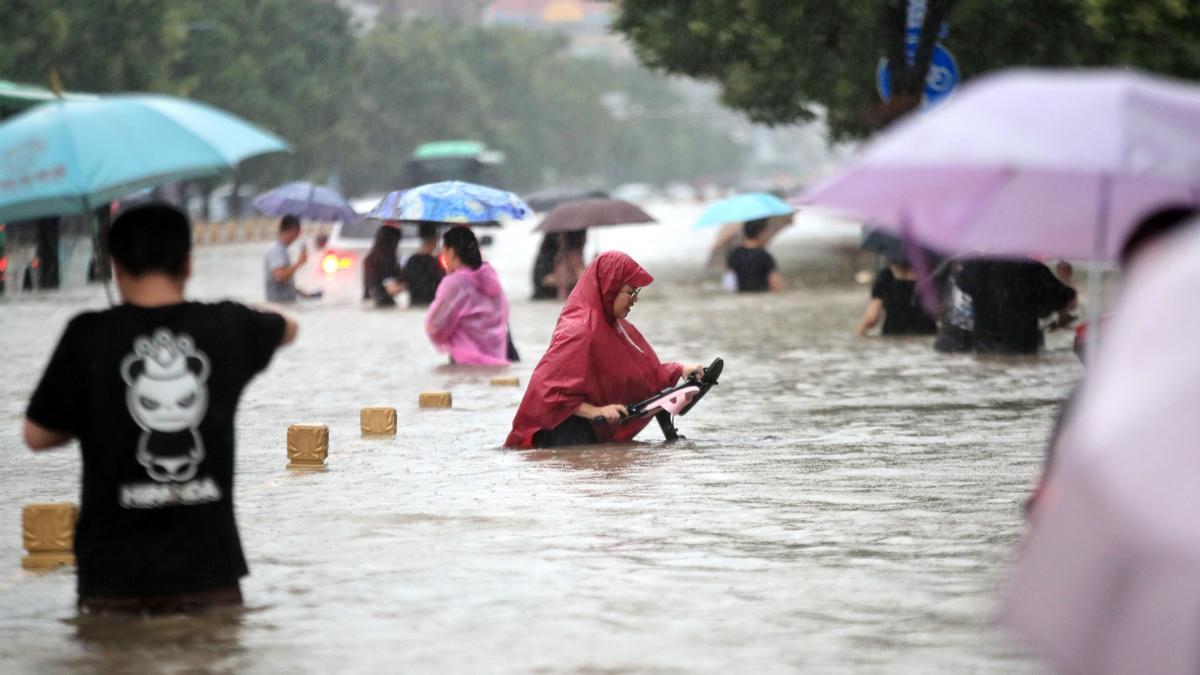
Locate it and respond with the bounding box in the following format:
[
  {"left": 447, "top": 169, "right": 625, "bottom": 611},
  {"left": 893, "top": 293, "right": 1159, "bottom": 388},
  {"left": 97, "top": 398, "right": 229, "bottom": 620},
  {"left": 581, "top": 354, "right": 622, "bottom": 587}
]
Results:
[{"left": 505, "top": 251, "right": 683, "bottom": 448}]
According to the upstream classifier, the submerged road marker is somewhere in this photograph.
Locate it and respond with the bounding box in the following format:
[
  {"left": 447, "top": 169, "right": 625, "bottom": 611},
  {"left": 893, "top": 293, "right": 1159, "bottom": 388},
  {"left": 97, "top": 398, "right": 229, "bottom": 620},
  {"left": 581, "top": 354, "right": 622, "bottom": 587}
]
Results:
[
  {"left": 287, "top": 424, "right": 329, "bottom": 469},
  {"left": 21, "top": 503, "right": 78, "bottom": 570},
  {"left": 361, "top": 407, "right": 397, "bottom": 436}
]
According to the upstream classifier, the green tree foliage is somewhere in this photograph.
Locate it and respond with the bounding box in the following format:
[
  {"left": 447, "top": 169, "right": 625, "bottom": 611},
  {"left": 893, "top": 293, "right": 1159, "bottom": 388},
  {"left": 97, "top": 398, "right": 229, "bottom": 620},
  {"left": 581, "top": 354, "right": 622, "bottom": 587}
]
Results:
[
  {"left": 169, "top": 0, "right": 359, "bottom": 185},
  {"left": 0, "top": 2, "right": 745, "bottom": 198},
  {"left": 0, "top": 0, "right": 186, "bottom": 92},
  {"left": 340, "top": 20, "right": 744, "bottom": 194},
  {"left": 613, "top": 0, "right": 1200, "bottom": 139},
  {"left": 1082, "top": 0, "right": 1200, "bottom": 78}
]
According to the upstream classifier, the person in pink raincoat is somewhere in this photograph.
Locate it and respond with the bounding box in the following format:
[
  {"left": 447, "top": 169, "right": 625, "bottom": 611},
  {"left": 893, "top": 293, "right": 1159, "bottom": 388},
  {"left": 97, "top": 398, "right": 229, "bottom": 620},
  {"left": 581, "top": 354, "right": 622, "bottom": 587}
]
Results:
[{"left": 425, "top": 226, "right": 511, "bottom": 365}]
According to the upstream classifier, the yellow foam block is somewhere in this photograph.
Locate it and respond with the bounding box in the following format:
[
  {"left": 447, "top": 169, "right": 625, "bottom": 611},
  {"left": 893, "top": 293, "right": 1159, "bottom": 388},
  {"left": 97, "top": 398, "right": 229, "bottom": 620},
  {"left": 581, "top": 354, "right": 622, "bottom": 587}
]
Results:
[
  {"left": 287, "top": 424, "right": 329, "bottom": 468},
  {"left": 419, "top": 391, "right": 453, "bottom": 408},
  {"left": 22, "top": 503, "right": 78, "bottom": 570},
  {"left": 361, "top": 407, "right": 397, "bottom": 436}
]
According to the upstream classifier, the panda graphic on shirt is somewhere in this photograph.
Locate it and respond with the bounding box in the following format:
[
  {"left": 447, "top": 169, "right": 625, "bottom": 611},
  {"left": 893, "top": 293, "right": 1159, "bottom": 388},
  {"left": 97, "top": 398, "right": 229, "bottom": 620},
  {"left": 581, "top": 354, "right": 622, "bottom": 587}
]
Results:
[{"left": 118, "top": 328, "right": 221, "bottom": 508}]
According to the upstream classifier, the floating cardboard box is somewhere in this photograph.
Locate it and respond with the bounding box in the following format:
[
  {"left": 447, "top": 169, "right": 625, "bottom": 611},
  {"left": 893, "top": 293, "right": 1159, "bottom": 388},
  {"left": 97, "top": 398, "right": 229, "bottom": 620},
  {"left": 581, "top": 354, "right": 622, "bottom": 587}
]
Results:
[
  {"left": 22, "top": 503, "right": 78, "bottom": 570},
  {"left": 287, "top": 424, "right": 329, "bottom": 468},
  {"left": 361, "top": 407, "right": 397, "bottom": 436},
  {"left": 489, "top": 376, "right": 520, "bottom": 387}
]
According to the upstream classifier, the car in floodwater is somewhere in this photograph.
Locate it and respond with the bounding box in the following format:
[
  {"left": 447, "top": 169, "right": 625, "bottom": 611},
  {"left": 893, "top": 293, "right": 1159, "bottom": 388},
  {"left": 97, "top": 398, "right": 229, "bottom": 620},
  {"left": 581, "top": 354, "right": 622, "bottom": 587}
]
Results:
[{"left": 300, "top": 207, "right": 496, "bottom": 304}]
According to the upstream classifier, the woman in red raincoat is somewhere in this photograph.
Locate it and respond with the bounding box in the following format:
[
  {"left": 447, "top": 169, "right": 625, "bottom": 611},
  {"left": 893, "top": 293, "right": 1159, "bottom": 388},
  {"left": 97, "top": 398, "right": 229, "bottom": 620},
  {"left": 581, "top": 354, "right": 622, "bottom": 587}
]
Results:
[{"left": 505, "top": 251, "right": 702, "bottom": 448}]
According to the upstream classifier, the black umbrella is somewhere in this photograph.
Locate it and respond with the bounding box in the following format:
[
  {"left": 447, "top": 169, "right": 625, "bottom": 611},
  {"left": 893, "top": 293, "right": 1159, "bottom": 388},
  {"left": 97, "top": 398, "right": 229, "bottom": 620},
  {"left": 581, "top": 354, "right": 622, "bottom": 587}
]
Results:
[
  {"left": 524, "top": 187, "right": 609, "bottom": 213},
  {"left": 534, "top": 198, "right": 656, "bottom": 234}
]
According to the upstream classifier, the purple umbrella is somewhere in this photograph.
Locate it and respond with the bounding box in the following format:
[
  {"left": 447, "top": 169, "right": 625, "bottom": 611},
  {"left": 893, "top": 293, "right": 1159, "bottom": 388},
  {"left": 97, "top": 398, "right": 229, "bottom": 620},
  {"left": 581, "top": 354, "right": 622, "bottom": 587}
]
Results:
[
  {"left": 533, "top": 198, "right": 656, "bottom": 233},
  {"left": 253, "top": 181, "right": 359, "bottom": 222},
  {"left": 802, "top": 69, "right": 1200, "bottom": 261},
  {"left": 1001, "top": 224, "right": 1200, "bottom": 675}
]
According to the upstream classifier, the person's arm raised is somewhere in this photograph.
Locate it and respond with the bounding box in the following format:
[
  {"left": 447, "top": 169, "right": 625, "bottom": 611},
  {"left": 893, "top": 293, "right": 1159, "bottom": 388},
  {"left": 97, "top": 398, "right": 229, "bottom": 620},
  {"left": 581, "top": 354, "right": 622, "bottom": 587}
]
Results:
[{"left": 272, "top": 247, "right": 308, "bottom": 282}]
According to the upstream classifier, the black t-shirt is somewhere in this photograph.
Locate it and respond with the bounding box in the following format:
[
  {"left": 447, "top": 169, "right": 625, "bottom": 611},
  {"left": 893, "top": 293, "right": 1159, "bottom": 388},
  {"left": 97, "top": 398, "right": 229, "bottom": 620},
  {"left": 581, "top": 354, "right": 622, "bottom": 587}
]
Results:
[
  {"left": 727, "top": 246, "right": 776, "bottom": 293},
  {"left": 958, "top": 259, "right": 1076, "bottom": 354},
  {"left": 404, "top": 253, "right": 445, "bottom": 307},
  {"left": 26, "top": 301, "right": 285, "bottom": 600},
  {"left": 871, "top": 268, "right": 938, "bottom": 336}
]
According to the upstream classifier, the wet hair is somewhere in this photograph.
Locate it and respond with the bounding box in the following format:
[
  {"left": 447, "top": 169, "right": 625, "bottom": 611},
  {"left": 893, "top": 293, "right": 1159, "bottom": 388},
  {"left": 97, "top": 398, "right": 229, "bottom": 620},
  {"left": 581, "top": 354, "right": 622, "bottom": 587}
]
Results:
[
  {"left": 280, "top": 214, "right": 301, "bottom": 232},
  {"left": 564, "top": 229, "right": 587, "bottom": 250},
  {"left": 418, "top": 221, "right": 439, "bottom": 242},
  {"left": 108, "top": 202, "right": 192, "bottom": 278},
  {"left": 443, "top": 225, "right": 482, "bottom": 270},
  {"left": 743, "top": 217, "right": 768, "bottom": 239},
  {"left": 1120, "top": 205, "right": 1198, "bottom": 267},
  {"left": 365, "top": 224, "right": 402, "bottom": 272}
]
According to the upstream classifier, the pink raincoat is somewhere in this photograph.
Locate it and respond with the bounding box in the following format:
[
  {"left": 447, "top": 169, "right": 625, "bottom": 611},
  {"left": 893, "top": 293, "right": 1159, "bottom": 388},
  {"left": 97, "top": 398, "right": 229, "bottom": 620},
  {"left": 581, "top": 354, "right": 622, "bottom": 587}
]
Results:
[{"left": 425, "top": 262, "right": 510, "bottom": 365}]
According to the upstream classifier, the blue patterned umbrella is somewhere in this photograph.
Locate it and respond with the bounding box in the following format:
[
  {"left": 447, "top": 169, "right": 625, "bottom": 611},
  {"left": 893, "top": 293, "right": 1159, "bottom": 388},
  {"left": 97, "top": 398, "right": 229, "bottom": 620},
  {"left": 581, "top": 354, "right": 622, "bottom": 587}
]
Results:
[
  {"left": 365, "top": 181, "right": 530, "bottom": 224},
  {"left": 253, "top": 181, "right": 358, "bottom": 222}
]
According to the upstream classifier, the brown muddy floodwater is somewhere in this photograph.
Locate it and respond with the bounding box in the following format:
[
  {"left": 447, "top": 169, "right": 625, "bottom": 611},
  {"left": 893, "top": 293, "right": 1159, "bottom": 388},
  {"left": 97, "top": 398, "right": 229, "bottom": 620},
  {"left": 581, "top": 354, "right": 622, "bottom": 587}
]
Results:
[{"left": 0, "top": 207, "right": 1077, "bottom": 673}]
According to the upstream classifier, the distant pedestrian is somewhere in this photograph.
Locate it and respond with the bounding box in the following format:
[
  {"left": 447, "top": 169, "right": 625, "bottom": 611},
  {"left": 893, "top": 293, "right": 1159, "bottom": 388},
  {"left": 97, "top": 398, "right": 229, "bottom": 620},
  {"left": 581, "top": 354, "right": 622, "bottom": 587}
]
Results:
[
  {"left": 22, "top": 203, "right": 297, "bottom": 614},
  {"left": 726, "top": 218, "right": 783, "bottom": 293},
  {"left": 957, "top": 258, "right": 1075, "bottom": 354},
  {"left": 403, "top": 222, "right": 445, "bottom": 307},
  {"left": 856, "top": 257, "right": 937, "bottom": 336},
  {"left": 362, "top": 223, "right": 404, "bottom": 308},
  {"left": 544, "top": 229, "right": 588, "bottom": 300},
  {"left": 531, "top": 233, "right": 560, "bottom": 300},
  {"left": 263, "top": 215, "right": 313, "bottom": 302},
  {"left": 425, "top": 226, "right": 511, "bottom": 365}
]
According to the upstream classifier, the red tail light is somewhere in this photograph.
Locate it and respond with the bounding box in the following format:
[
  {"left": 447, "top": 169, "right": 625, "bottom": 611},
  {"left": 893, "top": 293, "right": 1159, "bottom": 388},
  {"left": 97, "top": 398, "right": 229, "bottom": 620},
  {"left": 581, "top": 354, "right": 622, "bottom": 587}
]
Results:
[{"left": 321, "top": 251, "right": 355, "bottom": 275}]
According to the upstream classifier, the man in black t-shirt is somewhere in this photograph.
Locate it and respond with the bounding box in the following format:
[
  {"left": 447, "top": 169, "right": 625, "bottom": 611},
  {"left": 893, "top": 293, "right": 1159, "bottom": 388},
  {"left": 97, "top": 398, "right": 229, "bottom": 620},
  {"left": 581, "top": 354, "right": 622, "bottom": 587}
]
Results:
[
  {"left": 403, "top": 221, "right": 446, "bottom": 306},
  {"left": 23, "top": 203, "right": 298, "bottom": 614},
  {"left": 726, "top": 218, "right": 783, "bottom": 293}
]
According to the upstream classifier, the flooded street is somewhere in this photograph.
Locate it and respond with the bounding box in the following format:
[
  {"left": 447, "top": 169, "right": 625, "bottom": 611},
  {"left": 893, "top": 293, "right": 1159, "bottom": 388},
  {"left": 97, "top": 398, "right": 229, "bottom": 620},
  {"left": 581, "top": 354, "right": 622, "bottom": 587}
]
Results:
[{"left": 0, "top": 206, "right": 1077, "bottom": 673}]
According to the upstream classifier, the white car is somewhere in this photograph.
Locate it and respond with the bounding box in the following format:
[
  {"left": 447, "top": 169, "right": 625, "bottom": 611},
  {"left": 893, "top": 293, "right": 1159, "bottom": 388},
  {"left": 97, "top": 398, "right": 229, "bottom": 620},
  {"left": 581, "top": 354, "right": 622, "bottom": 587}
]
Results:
[{"left": 300, "top": 217, "right": 496, "bottom": 303}]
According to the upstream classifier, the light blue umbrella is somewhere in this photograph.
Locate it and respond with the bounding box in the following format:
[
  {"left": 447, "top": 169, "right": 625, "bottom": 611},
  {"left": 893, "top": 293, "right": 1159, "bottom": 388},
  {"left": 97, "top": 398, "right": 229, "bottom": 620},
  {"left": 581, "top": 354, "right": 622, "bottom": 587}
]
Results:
[
  {"left": 365, "top": 181, "right": 530, "bottom": 224},
  {"left": 693, "top": 192, "right": 794, "bottom": 229},
  {"left": 253, "top": 181, "right": 358, "bottom": 222},
  {"left": 0, "top": 94, "right": 290, "bottom": 222}
]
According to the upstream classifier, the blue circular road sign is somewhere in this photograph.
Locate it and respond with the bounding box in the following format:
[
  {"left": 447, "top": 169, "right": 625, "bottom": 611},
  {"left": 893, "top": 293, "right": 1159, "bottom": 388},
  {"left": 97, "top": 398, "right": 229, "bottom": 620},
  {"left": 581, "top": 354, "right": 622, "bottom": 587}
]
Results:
[{"left": 876, "top": 42, "right": 960, "bottom": 108}]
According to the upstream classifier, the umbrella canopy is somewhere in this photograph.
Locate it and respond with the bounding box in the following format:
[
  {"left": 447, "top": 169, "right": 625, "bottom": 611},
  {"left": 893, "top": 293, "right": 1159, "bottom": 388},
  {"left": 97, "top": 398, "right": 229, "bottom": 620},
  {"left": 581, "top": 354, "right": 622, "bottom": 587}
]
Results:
[
  {"left": 253, "top": 181, "right": 358, "bottom": 222},
  {"left": 1002, "top": 224, "right": 1200, "bottom": 675},
  {"left": 524, "top": 186, "right": 609, "bottom": 213},
  {"left": 802, "top": 69, "right": 1200, "bottom": 261},
  {"left": 534, "top": 198, "right": 655, "bottom": 233},
  {"left": 0, "top": 94, "right": 290, "bottom": 223},
  {"left": 693, "top": 193, "right": 794, "bottom": 229},
  {"left": 364, "top": 181, "right": 530, "bottom": 225}
]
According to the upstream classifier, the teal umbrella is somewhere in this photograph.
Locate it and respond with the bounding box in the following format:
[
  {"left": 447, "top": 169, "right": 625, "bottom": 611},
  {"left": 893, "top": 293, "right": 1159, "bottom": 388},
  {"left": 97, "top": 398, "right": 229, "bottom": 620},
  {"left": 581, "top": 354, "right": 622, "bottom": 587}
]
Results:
[
  {"left": 0, "top": 94, "right": 290, "bottom": 222},
  {"left": 693, "top": 192, "right": 794, "bottom": 229}
]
